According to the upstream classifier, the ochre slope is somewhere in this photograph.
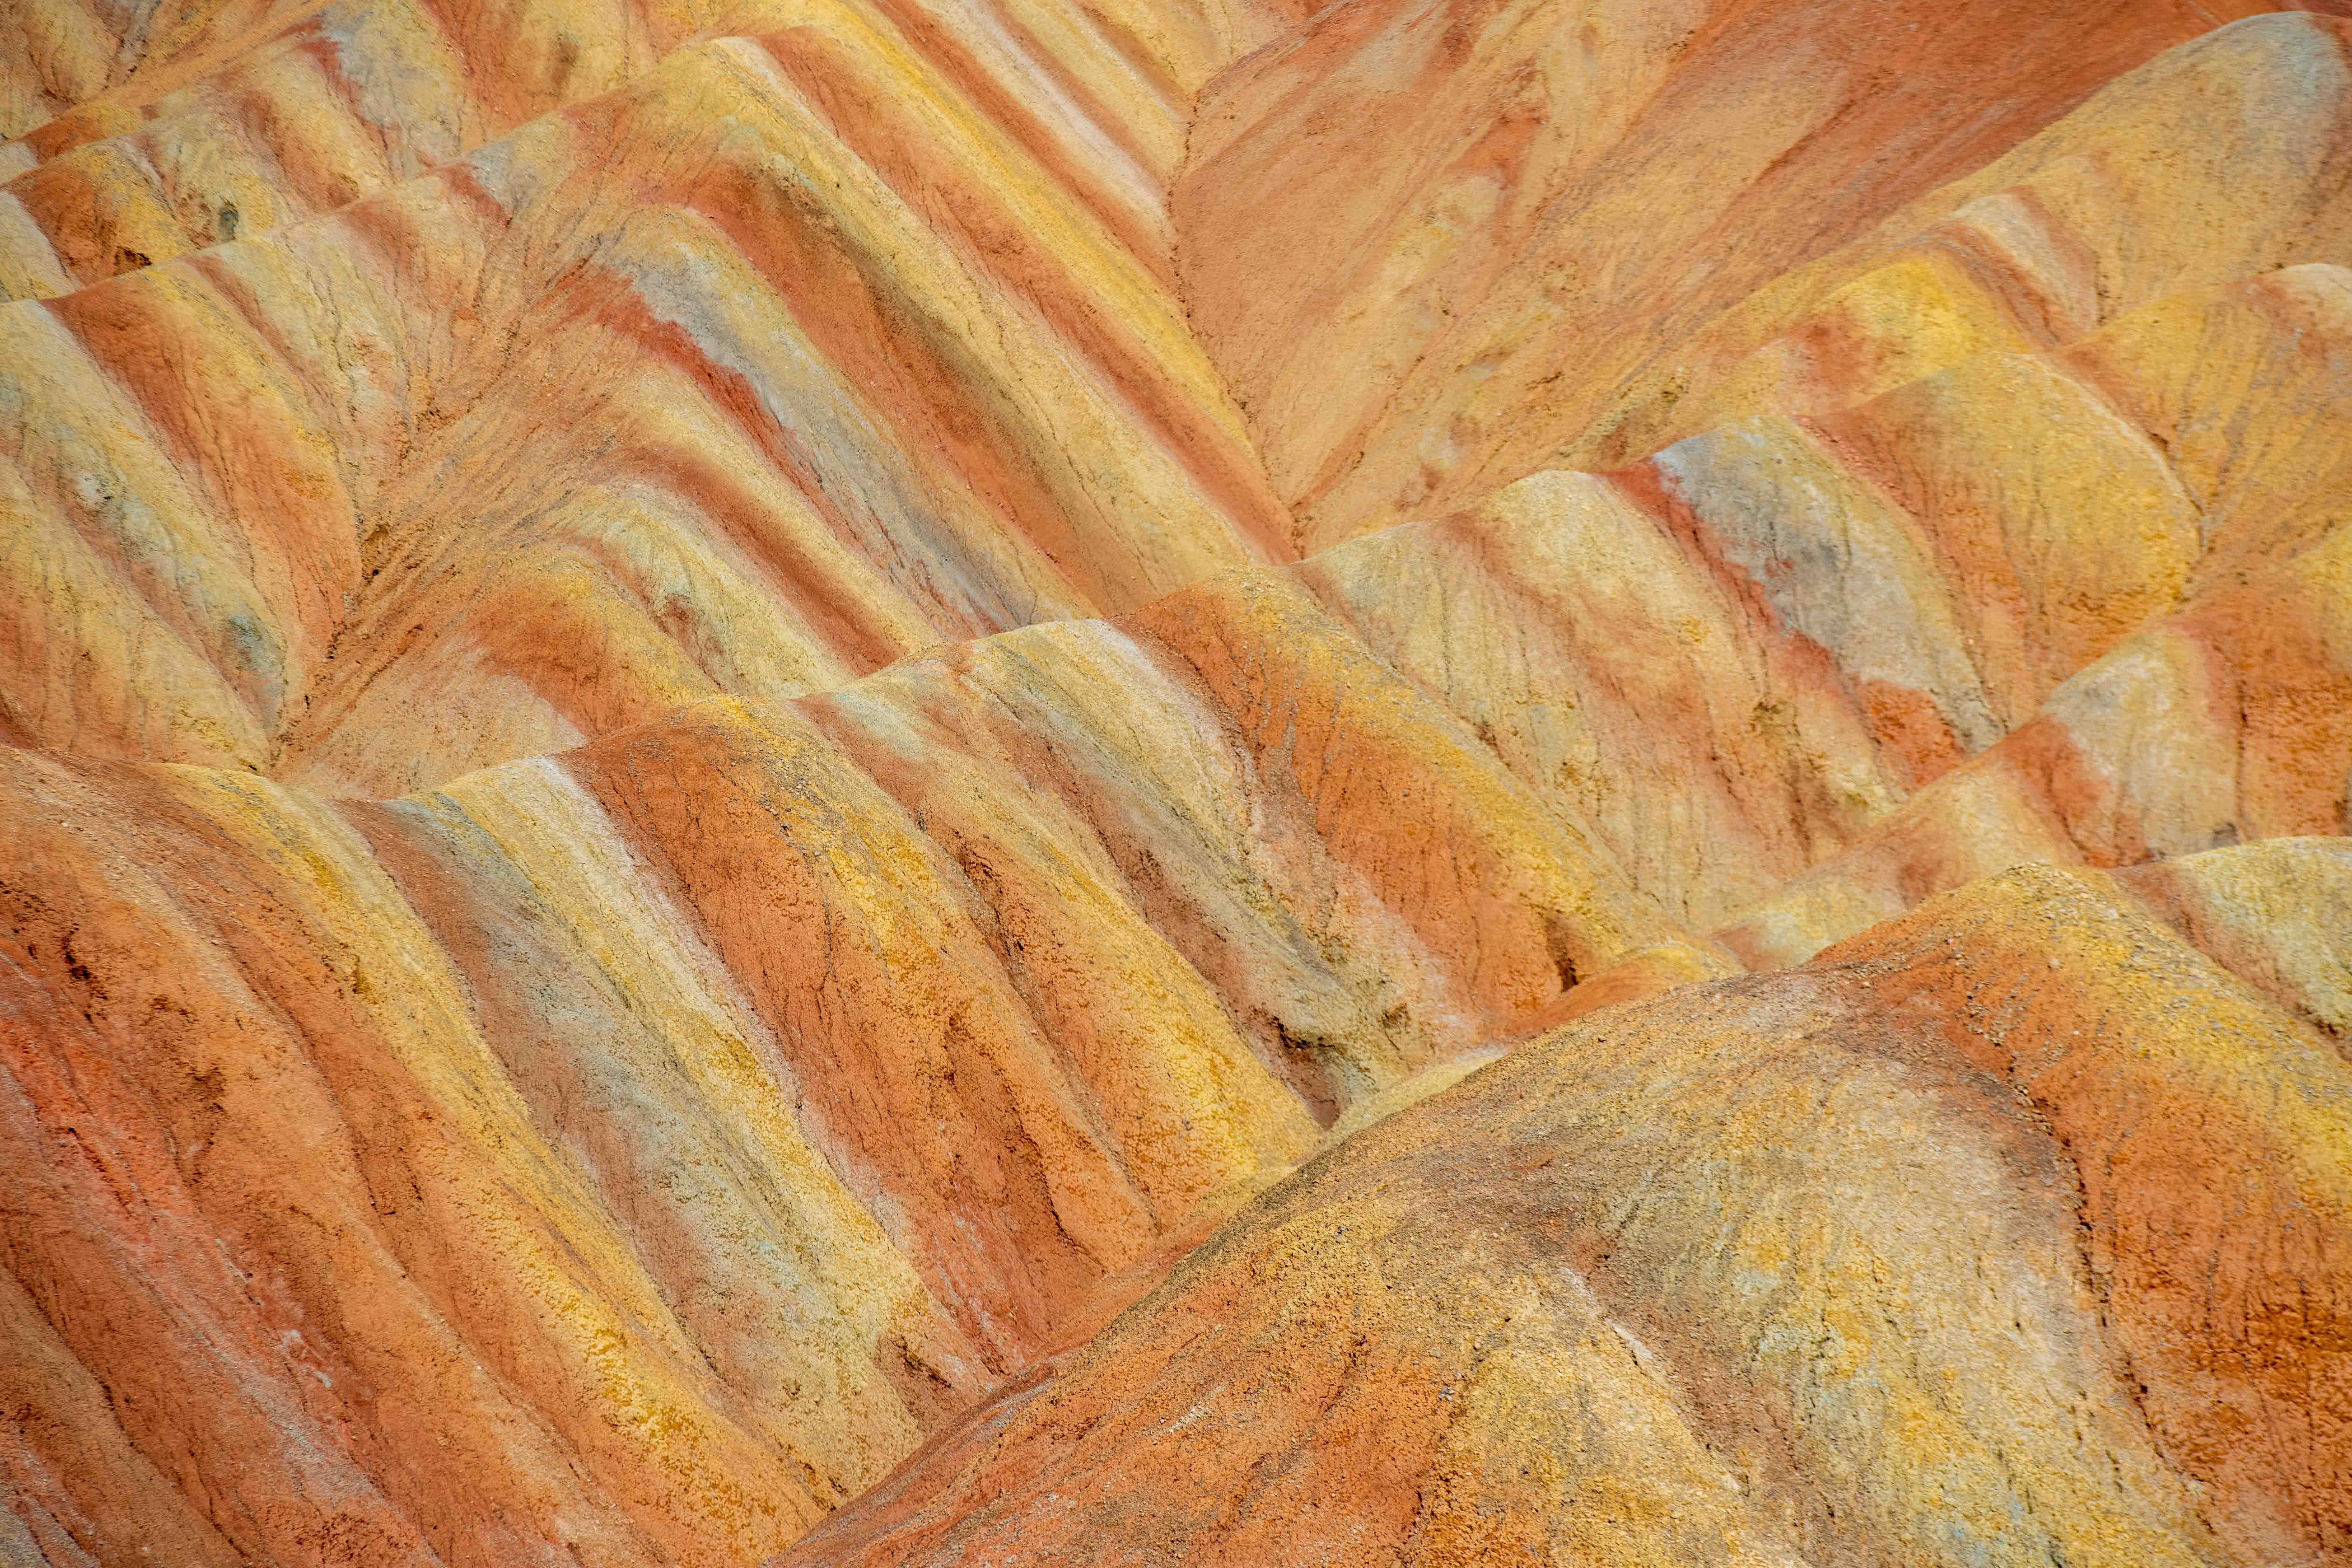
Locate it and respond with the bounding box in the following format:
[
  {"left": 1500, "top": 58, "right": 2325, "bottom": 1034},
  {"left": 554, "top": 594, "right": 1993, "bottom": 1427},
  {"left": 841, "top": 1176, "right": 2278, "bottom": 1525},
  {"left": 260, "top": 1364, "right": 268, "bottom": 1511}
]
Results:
[
  {"left": 0, "top": 0, "right": 1298, "bottom": 796},
  {"left": 781, "top": 861, "right": 2352, "bottom": 1567},
  {"left": 1179, "top": 5, "right": 2352, "bottom": 548},
  {"left": 2118, "top": 837, "right": 2352, "bottom": 1043},
  {"left": 4, "top": 0, "right": 2351, "bottom": 1562},
  {"left": 1280, "top": 266, "right": 2349, "bottom": 930},
  {"left": 0, "top": 582, "right": 1692, "bottom": 1559},
  {"left": 1714, "top": 512, "right": 2352, "bottom": 965},
  {"left": 0, "top": 0, "right": 317, "bottom": 143},
  {"left": 0, "top": 0, "right": 1290, "bottom": 290}
]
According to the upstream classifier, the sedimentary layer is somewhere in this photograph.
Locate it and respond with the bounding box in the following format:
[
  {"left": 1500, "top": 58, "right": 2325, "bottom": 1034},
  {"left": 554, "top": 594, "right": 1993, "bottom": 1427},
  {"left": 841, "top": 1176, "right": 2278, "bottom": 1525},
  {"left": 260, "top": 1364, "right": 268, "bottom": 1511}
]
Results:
[
  {"left": 782, "top": 859, "right": 2352, "bottom": 1567},
  {"left": 4, "top": 0, "right": 2350, "bottom": 1562}
]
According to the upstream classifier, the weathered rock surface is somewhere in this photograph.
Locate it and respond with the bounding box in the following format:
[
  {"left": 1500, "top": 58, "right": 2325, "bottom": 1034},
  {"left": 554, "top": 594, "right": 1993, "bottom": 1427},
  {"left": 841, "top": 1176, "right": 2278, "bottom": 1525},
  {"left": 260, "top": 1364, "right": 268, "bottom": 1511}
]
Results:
[
  {"left": 4, "top": 0, "right": 2350, "bottom": 1561},
  {"left": 783, "top": 861, "right": 2352, "bottom": 1568},
  {"left": 0, "top": 0, "right": 1300, "bottom": 794},
  {"left": 1181, "top": 0, "right": 2352, "bottom": 547}
]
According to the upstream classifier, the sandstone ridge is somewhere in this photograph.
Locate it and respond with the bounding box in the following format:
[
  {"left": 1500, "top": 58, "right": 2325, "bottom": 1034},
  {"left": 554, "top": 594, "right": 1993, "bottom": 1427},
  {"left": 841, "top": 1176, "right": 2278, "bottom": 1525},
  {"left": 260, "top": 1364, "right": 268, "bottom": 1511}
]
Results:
[{"left": 3, "top": 1, "right": 2349, "bottom": 1565}]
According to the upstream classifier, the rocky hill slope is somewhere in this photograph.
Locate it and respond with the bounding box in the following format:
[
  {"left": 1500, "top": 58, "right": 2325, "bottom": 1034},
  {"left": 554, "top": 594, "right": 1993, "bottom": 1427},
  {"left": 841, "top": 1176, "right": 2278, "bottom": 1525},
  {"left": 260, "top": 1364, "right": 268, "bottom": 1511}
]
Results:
[{"left": 3, "top": 0, "right": 2350, "bottom": 1564}]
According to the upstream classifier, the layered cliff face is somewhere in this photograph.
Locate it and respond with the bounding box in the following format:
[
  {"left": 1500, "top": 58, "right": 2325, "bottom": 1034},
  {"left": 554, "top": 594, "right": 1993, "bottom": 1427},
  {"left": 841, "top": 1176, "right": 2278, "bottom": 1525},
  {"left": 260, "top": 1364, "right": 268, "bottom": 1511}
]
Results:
[{"left": 3, "top": 0, "right": 2350, "bottom": 1564}]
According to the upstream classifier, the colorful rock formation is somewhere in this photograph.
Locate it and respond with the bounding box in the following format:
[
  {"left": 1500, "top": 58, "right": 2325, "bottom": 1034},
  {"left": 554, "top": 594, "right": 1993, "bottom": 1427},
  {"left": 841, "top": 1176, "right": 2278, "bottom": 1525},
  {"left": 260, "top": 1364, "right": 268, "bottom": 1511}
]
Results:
[
  {"left": 787, "top": 861, "right": 2352, "bottom": 1567},
  {"left": 3, "top": 0, "right": 2349, "bottom": 1562}
]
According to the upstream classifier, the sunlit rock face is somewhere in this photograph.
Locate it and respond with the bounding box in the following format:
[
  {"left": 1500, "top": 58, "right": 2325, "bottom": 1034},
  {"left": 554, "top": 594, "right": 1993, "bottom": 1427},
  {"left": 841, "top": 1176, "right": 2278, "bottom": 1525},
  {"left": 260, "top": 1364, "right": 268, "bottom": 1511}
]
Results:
[
  {"left": 1179, "top": 0, "right": 2352, "bottom": 548},
  {"left": 784, "top": 861, "right": 2352, "bottom": 1568},
  {"left": 3, "top": 0, "right": 2349, "bottom": 1563}
]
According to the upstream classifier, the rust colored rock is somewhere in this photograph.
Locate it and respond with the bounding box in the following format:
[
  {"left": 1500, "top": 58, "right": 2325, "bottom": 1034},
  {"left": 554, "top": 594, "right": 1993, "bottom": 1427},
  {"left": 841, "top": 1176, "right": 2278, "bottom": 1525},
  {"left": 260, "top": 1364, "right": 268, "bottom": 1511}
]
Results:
[
  {"left": 1179, "top": 1, "right": 2352, "bottom": 547},
  {"left": 5, "top": 0, "right": 2351, "bottom": 1560},
  {"left": 782, "top": 863, "right": 2352, "bottom": 1567}
]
